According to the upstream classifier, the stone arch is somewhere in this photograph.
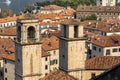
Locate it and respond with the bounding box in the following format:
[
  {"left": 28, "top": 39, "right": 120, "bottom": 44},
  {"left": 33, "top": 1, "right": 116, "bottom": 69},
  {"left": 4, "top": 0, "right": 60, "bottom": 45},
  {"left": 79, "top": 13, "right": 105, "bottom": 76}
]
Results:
[{"left": 27, "top": 26, "right": 35, "bottom": 39}]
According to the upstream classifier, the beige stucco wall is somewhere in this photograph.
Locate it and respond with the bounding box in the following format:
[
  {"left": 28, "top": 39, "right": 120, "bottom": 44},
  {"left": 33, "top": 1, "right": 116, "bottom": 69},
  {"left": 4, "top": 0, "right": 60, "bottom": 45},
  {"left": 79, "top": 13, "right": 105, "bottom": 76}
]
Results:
[
  {"left": 41, "top": 56, "right": 50, "bottom": 78},
  {"left": 92, "top": 44, "right": 120, "bottom": 57},
  {"left": 15, "top": 43, "right": 41, "bottom": 80},
  {"left": 4, "top": 59, "right": 15, "bottom": 80},
  {"left": 69, "top": 69, "right": 104, "bottom": 80}
]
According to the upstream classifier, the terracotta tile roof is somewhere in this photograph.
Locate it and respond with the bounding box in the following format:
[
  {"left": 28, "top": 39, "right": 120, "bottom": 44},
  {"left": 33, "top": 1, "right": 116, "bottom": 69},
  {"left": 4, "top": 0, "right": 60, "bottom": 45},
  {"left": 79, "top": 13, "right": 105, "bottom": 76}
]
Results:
[
  {"left": 84, "top": 20, "right": 120, "bottom": 32},
  {"left": 0, "top": 53, "right": 9, "bottom": 60},
  {"left": 42, "top": 36, "right": 59, "bottom": 51},
  {"left": 59, "top": 8, "right": 76, "bottom": 16},
  {"left": 42, "top": 51, "right": 50, "bottom": 57},
  {"left": 92, "top": 34, "right": 120, "bottom": 47},
  {"left": 61, "top": 19, "right": 81, "bottom": 25},
  {"left": 40, "top": 22, "right": 59, "bottom": 27},
  {"left": 41, "top": 5, "right": 64, "bottom": 10},
  {"left": 0, "top": 17, "right": 17, "bottom": 23},
  {"left": 0, "top": 27, "right": 16, "bottom": 36},
  {"left": 84, "top": 20, "right": 107, "bottom": 30},
  {"left": 0, "top": 38, "right": 14, "bottom": 54},
  {"left": 34, "top": 13, "right": 65, "bottom": 22},
  {"left": 41, "top": 69, "right": 77, "bottom": 80},
  {"left": 85, "top": 56, "right": 120, "bottom": 70},
  {"left": 3, "top": 53, "right": 15, "bottom": 61}
]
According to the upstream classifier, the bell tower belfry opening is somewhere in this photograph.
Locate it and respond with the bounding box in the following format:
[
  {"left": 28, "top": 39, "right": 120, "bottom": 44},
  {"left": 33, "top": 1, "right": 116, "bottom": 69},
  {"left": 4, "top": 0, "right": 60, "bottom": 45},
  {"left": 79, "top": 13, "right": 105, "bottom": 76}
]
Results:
[{"left": 15, "top": 14, "right": 41, "bottom": 80}]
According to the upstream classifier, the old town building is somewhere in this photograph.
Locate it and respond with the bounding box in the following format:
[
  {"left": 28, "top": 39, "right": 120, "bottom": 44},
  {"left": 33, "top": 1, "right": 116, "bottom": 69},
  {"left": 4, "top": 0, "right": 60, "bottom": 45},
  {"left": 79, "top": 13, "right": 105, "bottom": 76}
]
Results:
[
  {"left": 76, "top": 5, "right": 120, "bottom": 20},
  {"left": 96, "top": 0, "right": 116, "bottom": 6},
  {"left": 40, "top": 19, "right": 120, "bottom": 80},
  {"left": 91, "top": 34, "right": 120, "bottom": 58}
]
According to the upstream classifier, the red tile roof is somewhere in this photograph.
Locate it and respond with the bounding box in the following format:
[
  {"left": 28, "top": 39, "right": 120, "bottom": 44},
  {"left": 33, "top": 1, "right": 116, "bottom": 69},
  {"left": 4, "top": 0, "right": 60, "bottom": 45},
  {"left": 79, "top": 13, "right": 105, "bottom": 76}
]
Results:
[
  {"left": 0, "top": 17, "right": 17, "bottom": 23},
  {"left": 3, "top": 53, "right": 15, "bottom": 61},
  {"left": 0, "top": 27, "right": 16, "bottom": 36},
  {"left": 41, "top": 69, "right": 77, "bottom": 80},
  {"left": 92, "top": 34, "right": 120, "bottom": 47},
  {"left": 42, "top": 36, "right": 59, "bottom": 51},
  {"left": 42, "top": 51, "right": 50, "bottom": 57},
  {"left": 85, "top": 56, "right": 120, "bottom": 70}
]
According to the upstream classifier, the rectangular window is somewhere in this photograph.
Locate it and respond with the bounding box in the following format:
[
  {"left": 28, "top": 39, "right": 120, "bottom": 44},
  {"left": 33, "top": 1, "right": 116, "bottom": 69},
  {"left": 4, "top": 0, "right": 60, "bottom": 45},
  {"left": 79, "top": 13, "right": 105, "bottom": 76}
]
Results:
[
  {"left": 5, "top": 60, "right": 7, "bottom": 64},
  {"left": 99, "top": 48, "right": 101, "bottom": 52},
  {"left": 119, "top": 48, "right": 120, "bottom": 52},
  {"left": 74, "top": 26, "right": 78, "bottom": 38},
  {"left": 54, "top": 51, "right": 56, "bottom": 54},
  {"left": 64, "top": 25, "right": 67, "bottom": 38},
  {"left": 45, "top": 57, "right": 47, "bottom": 61},
  {"left": 55, "top": 60, "right": 58, "bottom": 64},
  {"left": 91, "top": 73, "right": 96, "bottom": 79},
  {"left": 106, "top": 49, "right": 110, "bottom": 55},
  {"left": 45, "top": 65, "right": 48, "bottom": 70},
  {"left": 5, "top": 68, "right": 7, "bottom": 73},
  {"left": 113, "top": 48, "right": 118, "bottom": 52},
  {"left": 93, "top": 46, "right": 96, "bottom": 51}
]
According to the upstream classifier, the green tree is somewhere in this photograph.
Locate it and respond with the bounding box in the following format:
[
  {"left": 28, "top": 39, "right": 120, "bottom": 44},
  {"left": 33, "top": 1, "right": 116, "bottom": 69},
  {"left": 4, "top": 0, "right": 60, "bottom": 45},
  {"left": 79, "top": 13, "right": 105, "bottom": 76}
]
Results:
[
  {"left": 81, "top": 14, "right": 97, "bottom": 21},
  {"left": 0, "top": 9, "right": 14, "bottom": 18},
  {"left": 23, "top": 4, "right": 33, "bottom": 13}
]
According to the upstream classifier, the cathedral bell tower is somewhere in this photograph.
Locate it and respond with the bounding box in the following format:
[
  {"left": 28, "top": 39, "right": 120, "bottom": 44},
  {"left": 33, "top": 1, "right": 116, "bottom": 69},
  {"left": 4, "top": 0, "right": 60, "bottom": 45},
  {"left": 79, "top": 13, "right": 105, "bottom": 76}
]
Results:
[
  {"left": 15, "top": 14, "right": 41, "bottom": 80},
  {"left": 59, "top": 19, "right": 86, "bottom": 79}
]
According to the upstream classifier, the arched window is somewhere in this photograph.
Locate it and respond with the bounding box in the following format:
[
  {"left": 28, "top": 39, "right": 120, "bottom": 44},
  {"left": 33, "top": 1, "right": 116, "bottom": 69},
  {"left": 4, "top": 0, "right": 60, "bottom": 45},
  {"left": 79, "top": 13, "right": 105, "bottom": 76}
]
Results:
[{"left": 27, "top": 26, "right": 35, "bottom": 39}]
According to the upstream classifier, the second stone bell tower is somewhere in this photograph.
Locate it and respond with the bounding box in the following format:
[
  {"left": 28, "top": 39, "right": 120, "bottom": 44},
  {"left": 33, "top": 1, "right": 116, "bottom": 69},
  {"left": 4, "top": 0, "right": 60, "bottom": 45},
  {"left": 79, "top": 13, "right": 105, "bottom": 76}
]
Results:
[{"left": 59, "top": 19, "right": 86, "bottom": 79}]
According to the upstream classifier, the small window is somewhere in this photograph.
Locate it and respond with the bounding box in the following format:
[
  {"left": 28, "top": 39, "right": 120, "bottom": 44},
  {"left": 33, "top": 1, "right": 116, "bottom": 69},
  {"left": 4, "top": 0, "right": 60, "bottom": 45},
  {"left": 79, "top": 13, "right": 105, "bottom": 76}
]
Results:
[
  {"left": 56, "top": 60, "right": 58, "bottom": 64},
  {"left": 119, "top": 48, "right": 120, "bottom": 52},
  {"left": 18, "top": 59, "right": 20, "bottom": 62},
  {"left": 93, "top": 46, "right": 96, "bottom": 51},
  {"left": 50, "top": 61, "right": 53, "bottom": 65},
  {"left": 5, "top": 68, "right": 7, "bottom": 73},
  {"left": 106, "top": 49, "right": 110, "bottom": 55},
  {"left": 5, "top": 78, "right": 7, "bottom": 80},
  {"left": 113, "top": 48, "right": 118, "bottom": 52},
  {"left": 0, "top": 71, "right": 3, "bottom": 76},
  {"left": 45, "top": 57, "right": 47, "bottom": 61},
  {"left": 45, "top": 65, "right": 48, "bottom": 70},
  {"left": 91, "top": 73, "right": 96, "bottom": 78},
  {"left": 99, "top": 48, "right": 101, "bottom": 52},
  {"left": 45, "top": 73, "right": 48, "bottom": 75},
  {"left": 62, "top": 55, "right": 65, "bottom": 58},
  {"left": 54, "top": 51, "right": 56, "bottom": 54},
  {"left": 5, "top": 60, "right": 7, "bottom": 64}
]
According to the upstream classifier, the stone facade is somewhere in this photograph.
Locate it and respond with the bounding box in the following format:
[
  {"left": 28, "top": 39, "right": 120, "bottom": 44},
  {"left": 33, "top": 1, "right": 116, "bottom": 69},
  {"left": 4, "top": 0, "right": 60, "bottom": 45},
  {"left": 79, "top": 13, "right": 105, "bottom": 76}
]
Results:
[
  {"left": 59, "top": 19, "right": 86, "bottom": 79},
  {"left": 96, "top": 0, "right": 116, "bottom": 6},
  {"left": 3, "top": 58, "right": 15, "bottom": 80},
  {"left": 15, "top": 16, "right": 41, "bottom": 80},
  {"left": 0, "top": 59, "right": 3, "bottom": 80},
  {"left": 76, "top": 5, "right": 120, "bottom": 20}
]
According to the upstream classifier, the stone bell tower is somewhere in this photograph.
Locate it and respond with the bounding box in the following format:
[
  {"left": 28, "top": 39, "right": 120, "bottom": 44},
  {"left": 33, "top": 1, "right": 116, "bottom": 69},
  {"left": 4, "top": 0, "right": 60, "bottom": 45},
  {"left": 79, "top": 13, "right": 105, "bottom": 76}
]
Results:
[
  {"left": 59, "top": 19, "right": 86, "bottom": 79},
  {"left": 15, "top": 14, "right": 41, "bottom": 80}
]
